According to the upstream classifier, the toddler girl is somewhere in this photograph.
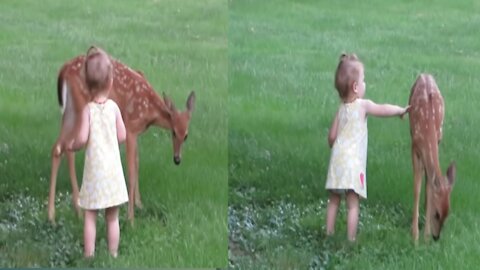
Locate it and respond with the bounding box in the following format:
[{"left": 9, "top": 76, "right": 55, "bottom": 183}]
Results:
[
  {"left": 325, "top": 53, "right": 409, "bottom": 242},
  {"left": 68, "top": 46, "right": 128, "bottom": 257}
]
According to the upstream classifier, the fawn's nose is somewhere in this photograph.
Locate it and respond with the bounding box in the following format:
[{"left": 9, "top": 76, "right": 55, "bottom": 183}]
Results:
[
  {"left": 173, "top": 156, "right": 181, "bottom": 165},
  {"left": 432, "top": 235, "right": 440, "bottom": 241}
]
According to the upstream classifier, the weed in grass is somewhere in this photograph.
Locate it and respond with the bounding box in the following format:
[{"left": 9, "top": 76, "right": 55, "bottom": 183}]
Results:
[
  {"left": 229, "top": 188, "right": 440, "bottom": 269},
  {"left": 0, "top": 191, "right": 83, "bottom": 267}
]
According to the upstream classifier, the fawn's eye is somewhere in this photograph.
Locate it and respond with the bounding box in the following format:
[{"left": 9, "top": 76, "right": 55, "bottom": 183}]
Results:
[
  {"left": 184, "top": 134, "right": 188, "bottom": 141},
  {"left": 435, "top": 212, "right": 440, "bottom": 220},
  {"left": 172, "top": 131, "right": 176, "bottom": 138}
]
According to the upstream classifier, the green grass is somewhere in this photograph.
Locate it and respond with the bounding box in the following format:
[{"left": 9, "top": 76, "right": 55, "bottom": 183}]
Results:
[
  {"left": 0, "top": 0, "right": 226, "bottom": 268},
  {"left": 229, "top": 0, "right": 480, "bottom": 269}
]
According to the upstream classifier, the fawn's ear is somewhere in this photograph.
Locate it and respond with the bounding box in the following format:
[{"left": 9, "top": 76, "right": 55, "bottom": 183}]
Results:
[
  {"left": 163, "top": 92, "right": 176, "bottom": 111},
  {"left": 186, "top": 91, "right": 195, "bottom": 113},
  {"left": 432, "top": 172, "right": 441, "bottom": 191},
  {"left": 446, "top": 162, "right": 456, "bottom": 186}
]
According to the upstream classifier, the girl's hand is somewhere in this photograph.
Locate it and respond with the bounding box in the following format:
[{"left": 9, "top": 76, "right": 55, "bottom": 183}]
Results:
[{"left": 400, "top": 105, "right": 411, "bottom": 119}]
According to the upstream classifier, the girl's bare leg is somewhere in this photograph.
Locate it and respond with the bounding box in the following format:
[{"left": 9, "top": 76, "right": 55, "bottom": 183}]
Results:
[
  {"left": 326, "top": 191, "right": 341, "bottom": 236},
  {"left": 105, "top": 206, "right": 120, "bottom": 257},
  {"left": 84, "top": 209, "right": 98, "bottom": 257},
  {"left": 346, "top": 190, "right": 360, "bottom": 242}
]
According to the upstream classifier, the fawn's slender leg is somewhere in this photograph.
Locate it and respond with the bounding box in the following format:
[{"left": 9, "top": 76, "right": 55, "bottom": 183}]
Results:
[
  {"left": 126, "top": 133, "right": 138, "bottom": 225},
  {"left": 48, "top": 143, "right": 62, "bottom": 223},
  {"left": 411, "top": 149, "right": 424, "bottom": 242},
  {"left": 134, "top": 150, "right": 143, "bottom": 209},
  {"left": 424, "top": 177, "right": 433, "bottom": 241},
  {"left": 67, "top": 151, "right": 81, "bottom": 218}
]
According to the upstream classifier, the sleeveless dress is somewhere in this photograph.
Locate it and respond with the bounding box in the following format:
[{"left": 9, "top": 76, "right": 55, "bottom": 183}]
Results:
[
  {"left": 78, "top": 100, "right": 129, "bottom": 209},
  {"left": 325, "top": 99, "right": 368, "bottom": 199}
]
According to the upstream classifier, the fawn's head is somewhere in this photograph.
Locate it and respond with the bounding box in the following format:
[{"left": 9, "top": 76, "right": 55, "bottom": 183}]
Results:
[
  {"left": 431, "top": 162, "right": 456, "bottom": 241},
  {"left": 163, "top": 91, "right": 195, "bottom": 165}
]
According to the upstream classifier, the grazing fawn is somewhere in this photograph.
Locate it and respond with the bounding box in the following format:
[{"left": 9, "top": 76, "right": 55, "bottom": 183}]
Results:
[
  {"left": 408, "top": 73, "right": 455, "bottom": 241},
  {"left": 49, "top": 46, "right": 195, "bottom": 225}
]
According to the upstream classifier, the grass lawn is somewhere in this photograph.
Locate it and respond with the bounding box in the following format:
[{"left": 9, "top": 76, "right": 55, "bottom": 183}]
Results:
[
  {"left": 0, "top": 0, "right": 227, "bottom": 268},
  {"left": 229, "top": 0, "right": 480, "bottom": 269}
]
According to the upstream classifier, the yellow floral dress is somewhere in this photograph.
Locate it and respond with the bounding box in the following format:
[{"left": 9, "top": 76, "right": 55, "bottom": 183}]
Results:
[
  {"left": 79, "top": 100, "right": 128, "bottom": 209},
  {"left": 325, "top": 99, "right": 368, "bottom": 199}
]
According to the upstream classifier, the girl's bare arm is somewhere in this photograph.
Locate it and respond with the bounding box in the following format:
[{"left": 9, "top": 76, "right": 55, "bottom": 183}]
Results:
[
  {"left": 67, "top": 106, "right": 90, "bottom": 151},
  {"left": 115, "top": 105, "right": 126, "bottom": 143},
  {"left": 328, "top": 110, "right": 339, "bottom": 148},
  {"left": 362, "top": 99, "right": 409, "bottom": 118}
]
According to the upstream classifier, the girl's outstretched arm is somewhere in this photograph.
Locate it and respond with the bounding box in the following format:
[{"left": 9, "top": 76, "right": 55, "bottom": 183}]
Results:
[
  {"left": 362, "top": 99, "right": 409, "bottom": 118},
  {"left": 115, "top": 105, "right": 126, "bottom": 143},
  {"left": 328, "top": 110, "right": 339, "bottom": 148}
]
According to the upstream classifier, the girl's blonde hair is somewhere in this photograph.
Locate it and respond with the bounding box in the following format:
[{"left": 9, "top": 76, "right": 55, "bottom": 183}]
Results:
[
  {"left": 334, "top": 53, "right": 363, "bottom": 101},
  {"left": 84, "top": 46, "right": 113, "bottom": 94}
]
